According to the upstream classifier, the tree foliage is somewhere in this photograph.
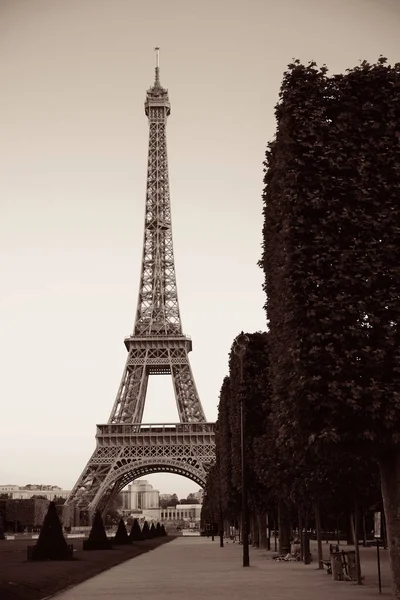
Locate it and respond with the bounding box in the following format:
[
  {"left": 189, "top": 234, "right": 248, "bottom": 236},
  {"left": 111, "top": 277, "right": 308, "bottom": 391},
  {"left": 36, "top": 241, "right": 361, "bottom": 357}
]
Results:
[
  {"left": 0, "top": 514, "right": 4, "bottom": 540},
  {"left": 204, "top": 58, "right": 396, "bottom": 572},
  {"left": 203, "top": 333, "right": 272, "bottom": 527},
  {"left": 260, "top": 57, "right": 400, "bottom": 454},
  {"left": 259, "top": 57, "right": 400, "bottom": 593}
]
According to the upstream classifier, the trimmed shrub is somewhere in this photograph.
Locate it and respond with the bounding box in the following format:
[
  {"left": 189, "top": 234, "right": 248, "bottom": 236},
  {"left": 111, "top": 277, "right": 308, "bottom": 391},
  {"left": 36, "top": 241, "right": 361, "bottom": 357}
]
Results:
[
  {"left": 27, "top": 502, "right": 73, "bottom": 561},
  {"left": 149, "top": 523, "right": 156, "bottom": 538},
  {"left": 129, "top": 518, "right": 143, "bottom": 542},
  {"left": 113, "top": 518, "right": 130, "bottom": 545},
  {"left": 83, "top": 511, "right": 112, "bottom": 551},
  {"left": 142, "top": 520, "right": 150, "bottom": 539}
]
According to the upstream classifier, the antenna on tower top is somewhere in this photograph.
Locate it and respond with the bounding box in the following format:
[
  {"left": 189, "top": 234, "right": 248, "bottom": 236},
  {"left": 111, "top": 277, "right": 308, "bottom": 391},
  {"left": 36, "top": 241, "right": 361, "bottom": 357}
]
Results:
[{"left": 154, "top": 46, "right": 160, "bottom": 85}]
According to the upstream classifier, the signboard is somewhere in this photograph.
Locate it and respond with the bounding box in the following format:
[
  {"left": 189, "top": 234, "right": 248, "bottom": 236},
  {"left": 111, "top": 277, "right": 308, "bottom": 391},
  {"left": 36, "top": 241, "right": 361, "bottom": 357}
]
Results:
[{"left": 374, "top": 512, "right": 381, "bottom": 539}]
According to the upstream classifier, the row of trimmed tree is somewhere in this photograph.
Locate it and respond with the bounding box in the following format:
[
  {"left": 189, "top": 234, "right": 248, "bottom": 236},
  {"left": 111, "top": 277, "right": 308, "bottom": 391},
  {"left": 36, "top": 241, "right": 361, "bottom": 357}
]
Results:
[
  {"left": 202, "top": 333, "right": 382, "bottom": 557},
  {"left": 84, "top": 511, "right": 167, "bottom": 550},
  {"left": 202, "top": 57, "right": 400, "bottom": 598},
  {"left": 27, "top": 501, "right": 167, "bottom": 560}
]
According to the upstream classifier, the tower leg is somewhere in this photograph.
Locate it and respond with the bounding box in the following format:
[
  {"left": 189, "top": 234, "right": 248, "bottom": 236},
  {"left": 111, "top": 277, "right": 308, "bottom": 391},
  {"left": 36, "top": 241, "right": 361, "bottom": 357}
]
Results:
[
  {"left": 172, "top": 362, "right": 206, "bottom": 421},
  {"left": 109, "top": 363, "right": 148, "bottom": 424},
  {"left": 100, "top": 481, "right": 121, "bottom": 524}
]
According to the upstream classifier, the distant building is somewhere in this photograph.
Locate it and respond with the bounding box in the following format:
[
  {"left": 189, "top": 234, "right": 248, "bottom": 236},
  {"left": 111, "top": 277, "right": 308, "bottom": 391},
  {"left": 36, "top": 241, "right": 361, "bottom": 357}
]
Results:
[
  {"left": 120, "top": 480, "right": 160, "bottom": 521},
  {"left": 0, "top": 485, "right": 19, "bottom": 494},
  {"left": 0, "top": 485, "right": 70, "bottom": 501},
  {"left": 161, "top": 503, "right": 202, "bottom": 528}
]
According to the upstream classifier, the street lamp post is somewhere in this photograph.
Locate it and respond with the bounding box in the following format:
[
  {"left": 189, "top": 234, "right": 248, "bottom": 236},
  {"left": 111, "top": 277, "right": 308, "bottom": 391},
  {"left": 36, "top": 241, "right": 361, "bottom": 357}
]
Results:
[{"left": 233, "top": 332, "right": 250, "bottom": 568}]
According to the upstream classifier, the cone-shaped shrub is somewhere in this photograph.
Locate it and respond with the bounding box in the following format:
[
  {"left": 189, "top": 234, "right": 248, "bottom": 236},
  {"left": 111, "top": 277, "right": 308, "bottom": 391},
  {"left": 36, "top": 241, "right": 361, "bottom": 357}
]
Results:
[
  {"left": 113, "top": 518, "right": 130, "bottom": 545},
  {"left": 161, "top": 524, "right": 167, "bottom": 536},
  {"left": 27, "top": 502, "right": 73, "bottom": 560},
  {"left": 142, "top": 520, "right": 150, "bottom": 539},
  {"left": 156, "top": 522, "right": 162, "bottom": 537},
  {"left": 83, "top": 511, "right": 112, "bottom": 550},
  {"left": 150, "top": 523, "right": 157, "bottom": 538},
  {"left": 129, "top": 518, "right": 143, "bottom": 542}
]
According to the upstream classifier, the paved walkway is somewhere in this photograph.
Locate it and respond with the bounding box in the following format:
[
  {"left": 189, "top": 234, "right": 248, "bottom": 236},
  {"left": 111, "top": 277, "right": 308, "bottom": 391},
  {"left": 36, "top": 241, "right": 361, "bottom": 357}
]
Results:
[{"left": 54, "top": 537, "right": 392, "bottom": 600}]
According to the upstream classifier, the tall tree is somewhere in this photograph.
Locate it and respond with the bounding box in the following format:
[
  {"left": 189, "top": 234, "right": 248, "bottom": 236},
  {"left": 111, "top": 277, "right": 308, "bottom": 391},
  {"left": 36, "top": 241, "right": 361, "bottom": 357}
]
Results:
[{"left": 260, "top": 58, "right": 400, "bottom": 597}]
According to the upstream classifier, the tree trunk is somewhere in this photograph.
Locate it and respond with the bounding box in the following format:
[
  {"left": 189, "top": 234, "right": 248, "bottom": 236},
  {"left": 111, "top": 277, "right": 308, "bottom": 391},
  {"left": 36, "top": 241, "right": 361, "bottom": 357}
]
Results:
[
  {"left": 380, "top": 451, "right": 400, "bottom": 600},
  {"left": 252, "top": 513, "right": 259, "bottom": 547},
  {"left": 266, "top": 513, "right": 271, "bottom": 551},
  {"left": 350, "top": 509, "right": 362, "bottom": 585},
  {"left": 315, "top": 501, "right": 323, "bottom": 569},
  {"left": 336, "top": 515, "right": 340, "bottom": 546},
  {"left": 278, "top": 500, "right": 291, "bottom": 555},
  {"left": 219, "top": 506, "right": 224, "bottom": 548},
  {"left": 362, "top": 511, "right": 367, "bottom": 547},
  {"left": 346, "top": 512, "right": 354, "bottom": 545},
  {"left": 298, "top": 508, "right": 304, "bottom": 562},
  {"left": 258, "top": 513, "right": 267, "bottom": 549},
  {"left": 381, "top": 505, "right": 388, "bottom": 550},
  {"left": 273, "top": 516, "right": 278, "bottom": 552},
  {"left": 303, "top": 512, "right": 310, "bottom": 565}
]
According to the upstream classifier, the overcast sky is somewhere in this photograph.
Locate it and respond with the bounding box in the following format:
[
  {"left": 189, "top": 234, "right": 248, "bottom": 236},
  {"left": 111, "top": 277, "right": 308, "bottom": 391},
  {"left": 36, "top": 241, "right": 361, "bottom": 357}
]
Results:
[{"left": 1, "top": 0, "right": 399, "bottom": 498}]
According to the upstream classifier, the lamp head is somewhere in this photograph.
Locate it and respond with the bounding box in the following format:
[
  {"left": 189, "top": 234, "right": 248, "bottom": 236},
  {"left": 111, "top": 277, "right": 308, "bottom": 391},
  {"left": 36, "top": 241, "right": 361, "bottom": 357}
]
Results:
[
  {"left": 233, "top": 344, "right": 245, "bottom": 357},
  {"left": 236, "top": 332, "right": 249, "bottom": 348}
]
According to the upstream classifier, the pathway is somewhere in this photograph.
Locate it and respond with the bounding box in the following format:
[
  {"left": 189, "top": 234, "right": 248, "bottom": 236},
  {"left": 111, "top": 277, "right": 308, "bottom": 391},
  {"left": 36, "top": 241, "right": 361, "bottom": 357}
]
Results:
[{"left": 53, "top": 537, "right": 392, "bottom": 600}]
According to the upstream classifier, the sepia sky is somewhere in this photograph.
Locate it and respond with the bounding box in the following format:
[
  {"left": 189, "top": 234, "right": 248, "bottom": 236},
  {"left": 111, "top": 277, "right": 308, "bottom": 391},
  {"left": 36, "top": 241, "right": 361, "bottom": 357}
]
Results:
[{"left": 1, "top": 0, "right": 399, "bottom": 497}]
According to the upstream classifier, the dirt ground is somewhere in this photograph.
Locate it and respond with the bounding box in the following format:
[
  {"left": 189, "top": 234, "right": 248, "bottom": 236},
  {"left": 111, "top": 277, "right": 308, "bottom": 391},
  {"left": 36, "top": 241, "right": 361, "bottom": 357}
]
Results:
[{"left": 0, "top": 536, "right": 174, "bottom": 600}]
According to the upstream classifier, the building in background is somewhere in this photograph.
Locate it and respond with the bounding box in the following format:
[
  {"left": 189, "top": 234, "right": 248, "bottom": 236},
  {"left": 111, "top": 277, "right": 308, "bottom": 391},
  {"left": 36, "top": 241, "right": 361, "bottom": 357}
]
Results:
[
  {"left": 0, "top": 485, "right": 70, "bottom": 500},
  {"left": 120, "top": 480, "right": 160, "bottom": 521},
  {"left": 0, "top": 483, "right": 202, "bottom": 527},
  {"left": 161, "top": 503, "right": 202, "bottom": 528}
]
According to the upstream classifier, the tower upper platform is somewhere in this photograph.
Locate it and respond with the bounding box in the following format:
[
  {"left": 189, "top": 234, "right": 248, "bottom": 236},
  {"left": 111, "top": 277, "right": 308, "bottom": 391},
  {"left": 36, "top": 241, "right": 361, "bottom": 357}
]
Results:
[{"left": 145, "top": 47, "right": 171, "bottom": 116}]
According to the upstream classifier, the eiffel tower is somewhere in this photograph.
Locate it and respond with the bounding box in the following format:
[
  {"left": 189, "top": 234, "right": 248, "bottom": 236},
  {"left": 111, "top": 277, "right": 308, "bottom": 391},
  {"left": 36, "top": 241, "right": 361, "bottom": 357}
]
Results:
[{"left": 64, "top": 49, "right": 215, "bottom": 525}]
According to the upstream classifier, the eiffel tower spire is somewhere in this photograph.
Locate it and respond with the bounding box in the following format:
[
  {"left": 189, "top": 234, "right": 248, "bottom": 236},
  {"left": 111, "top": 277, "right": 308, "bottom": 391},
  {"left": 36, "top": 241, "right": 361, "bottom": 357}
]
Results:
[{"left": 154, "top": 46, "right": 160, "bottom": 86}]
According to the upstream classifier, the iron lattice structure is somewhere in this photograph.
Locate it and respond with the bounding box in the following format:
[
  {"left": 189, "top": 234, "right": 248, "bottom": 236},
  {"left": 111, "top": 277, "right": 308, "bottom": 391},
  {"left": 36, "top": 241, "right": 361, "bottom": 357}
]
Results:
[{"left": 65, "top": 51, "right": 215, "bottom": 523}]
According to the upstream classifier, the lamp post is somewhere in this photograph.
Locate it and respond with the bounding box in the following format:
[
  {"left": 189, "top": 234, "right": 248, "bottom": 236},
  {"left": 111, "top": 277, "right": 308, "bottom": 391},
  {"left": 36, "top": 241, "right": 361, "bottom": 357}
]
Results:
[{"left": 233, "top": 332, "right": 250, "bottom": 568}]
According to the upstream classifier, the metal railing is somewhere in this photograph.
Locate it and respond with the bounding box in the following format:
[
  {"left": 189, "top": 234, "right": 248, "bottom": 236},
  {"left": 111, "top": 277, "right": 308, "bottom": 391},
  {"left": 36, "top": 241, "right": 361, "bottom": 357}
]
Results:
[{"left": 96, "top": 422, "right": 215, "bottom": 436}]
